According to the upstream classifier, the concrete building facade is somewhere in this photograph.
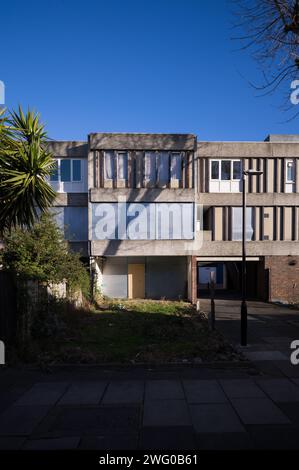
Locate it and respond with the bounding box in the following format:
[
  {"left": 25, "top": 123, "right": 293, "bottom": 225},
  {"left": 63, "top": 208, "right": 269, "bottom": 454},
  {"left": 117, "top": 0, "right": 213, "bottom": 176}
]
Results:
[{"left": 47, "top": 133, "right": 299, "bottom": 304}]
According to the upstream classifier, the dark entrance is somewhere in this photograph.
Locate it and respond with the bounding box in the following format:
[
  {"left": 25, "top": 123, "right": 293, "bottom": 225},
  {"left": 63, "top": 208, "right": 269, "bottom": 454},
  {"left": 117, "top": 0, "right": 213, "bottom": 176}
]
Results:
[{"left": 197, "top": 261, "right": 259, "bottom": 299}]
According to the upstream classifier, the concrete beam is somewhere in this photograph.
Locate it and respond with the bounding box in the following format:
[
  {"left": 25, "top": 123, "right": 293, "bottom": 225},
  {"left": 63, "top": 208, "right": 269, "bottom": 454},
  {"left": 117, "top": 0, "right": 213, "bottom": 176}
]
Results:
[
  {"left": 89, "top": 133, "right": 196, "bottom": 151},
  {"left": 198, "top": 193, "right": 299, "bottom": 206},
  {"left": 53, "top": 193, "right": 88, "bottom": 207},
  {"left": 46, "top": 141, "right": 88, "bottom": 158},
  {"left": 90, "top": 188, "right": 195, "bottom": 203},
  {"left": 196, "top": 141, "right": 299, "bottom": 159}
]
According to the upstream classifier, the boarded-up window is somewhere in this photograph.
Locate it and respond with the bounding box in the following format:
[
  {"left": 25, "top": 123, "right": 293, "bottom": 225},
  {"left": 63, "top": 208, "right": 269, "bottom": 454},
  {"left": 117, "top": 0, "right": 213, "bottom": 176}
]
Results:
[
  {"left": 232, "top": 207, "right": 254, "bottom": 241},
  {"left": 144, "top": 152, "right": 156, "bottom": 183},
  {"left": 171, "top": 153, "right": 182, "bottom": 180},
  {"left": 104, "top": 151, "right": 115, "bottom": 180},
  {"left": 157, "top": 152, "right": 169, "bottom": 184},
  {"left": 117, "top": 152, "right": 128, "bottom": 180}
]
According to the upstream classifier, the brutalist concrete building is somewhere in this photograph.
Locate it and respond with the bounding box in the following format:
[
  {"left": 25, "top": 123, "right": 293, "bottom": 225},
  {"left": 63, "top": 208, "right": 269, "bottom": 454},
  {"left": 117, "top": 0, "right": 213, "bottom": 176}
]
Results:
[{"left": 47, "top": 133, "right": 299, "bottom": 304}]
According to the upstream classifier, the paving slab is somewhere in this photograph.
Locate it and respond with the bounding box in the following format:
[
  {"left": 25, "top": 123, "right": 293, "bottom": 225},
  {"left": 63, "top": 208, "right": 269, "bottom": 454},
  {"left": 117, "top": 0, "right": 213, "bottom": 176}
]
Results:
[
  {"left": 102, "top": 381, "right": 144, "bottom": 404},
  {"left": 243, "top": 351, "right": 288, "bottom": 361},
  {"left": 0, "top": 437, "right": 26, "bottom": 450},
  {"left": 22, "top": 437, "right": 80, "bottom": 450},
  {"left": 262, "top": 337, "right": 293, "bottom": 346},
  {"left": 139, "top": 426, "right": 196, "bottom": 450},
  {"left": 276, "top": 403, "right": 299, "bottom": 424},
  {"left": 145, "top": 380, "right": 184, "bottom": 400},
  {"left": 79, "top": 434, "right": 138, "bottom": 450},
  {"left": 256, "top": 378, "right": 299, "bottom": 402},
  {"left": 58, "top": 382, "right": 107, "bottom": 405},
  {"left": 219, "top": 379, "right": 266, "bottom": 399},
  {"left": 274, "top": 361, "right": 299, "bottom": 378},
  {"left": 231, "top": 398, "right": 291, "bottom": 425},
  {"left": 196, "top": 432, "right": 254, "bottom": 450},
  {"left": 143, "top": 400, "right": 190, "bottom": 427},
  {"left": 190, "top": 404, "right": 245, "bottom": 433},
  {"left": 51, "top": 406, "right": 140, "bottom": 436},
  {"left": 248, "top": 425, "right": 299, "bottom": 449},
  {"left": 15, "top": 382, "right": 69, "bottom": 406},
  {"left": 183, "top": 380, "right": 227, "bottom": 403},
  {"left": 0, "top": 405, "right": 50, "bottom": 436}
]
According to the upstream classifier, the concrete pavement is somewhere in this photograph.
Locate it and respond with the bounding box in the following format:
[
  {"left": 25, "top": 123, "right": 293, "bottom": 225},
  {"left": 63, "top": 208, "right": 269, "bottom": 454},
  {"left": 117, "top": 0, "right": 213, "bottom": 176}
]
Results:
[
  {"left": 0, "top": 365, "right": 299, "bottom": 449},
  {"left": 201, "top": 299, "right": 299, "bottom": 377}
]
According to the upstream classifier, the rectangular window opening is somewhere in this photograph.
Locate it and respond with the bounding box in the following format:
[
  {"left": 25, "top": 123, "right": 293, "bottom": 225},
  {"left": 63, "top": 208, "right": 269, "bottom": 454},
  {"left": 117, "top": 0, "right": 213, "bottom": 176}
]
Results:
[{"left": 60, "top": 159, "right": 71, "bottom": 182}]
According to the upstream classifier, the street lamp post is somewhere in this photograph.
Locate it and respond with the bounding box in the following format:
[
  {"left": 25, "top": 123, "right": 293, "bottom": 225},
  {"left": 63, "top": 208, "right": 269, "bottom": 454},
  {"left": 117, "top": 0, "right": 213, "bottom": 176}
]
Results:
[{"left": 241, "top": 169, "right": 263, "bottom": 347}]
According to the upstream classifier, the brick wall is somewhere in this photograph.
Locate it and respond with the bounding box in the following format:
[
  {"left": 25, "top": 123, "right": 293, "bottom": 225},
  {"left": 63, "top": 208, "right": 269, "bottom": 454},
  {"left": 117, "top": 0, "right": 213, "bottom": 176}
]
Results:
[{"left": 265, "top": 256, "right": 299, "bottom": 304}]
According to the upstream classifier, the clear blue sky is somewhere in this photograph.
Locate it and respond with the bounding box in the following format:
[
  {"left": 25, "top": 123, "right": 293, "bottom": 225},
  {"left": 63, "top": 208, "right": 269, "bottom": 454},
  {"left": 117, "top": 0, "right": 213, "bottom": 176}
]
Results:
[{"left": 2, "top": 0, "right": 298, "bottom": 141}]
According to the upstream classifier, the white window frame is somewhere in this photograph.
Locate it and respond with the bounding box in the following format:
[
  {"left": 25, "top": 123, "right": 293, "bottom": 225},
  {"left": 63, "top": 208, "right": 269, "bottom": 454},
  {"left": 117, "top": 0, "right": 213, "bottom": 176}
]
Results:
[
  {"left": 50, "top": 158, "right": 82, "bottom": 183},
  {"left": 210, "top": 159, "right": 242, "bottom": 181},
  {"left": 286, "top": 159, "right": 295, "bottom": 183}
]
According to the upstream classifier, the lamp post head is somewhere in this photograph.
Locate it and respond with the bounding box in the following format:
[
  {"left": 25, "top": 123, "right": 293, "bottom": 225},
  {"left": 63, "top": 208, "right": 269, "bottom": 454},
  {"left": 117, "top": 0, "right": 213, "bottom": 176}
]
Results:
[{"left": 243, "top": 169, "right": 263, "bottom": 176}]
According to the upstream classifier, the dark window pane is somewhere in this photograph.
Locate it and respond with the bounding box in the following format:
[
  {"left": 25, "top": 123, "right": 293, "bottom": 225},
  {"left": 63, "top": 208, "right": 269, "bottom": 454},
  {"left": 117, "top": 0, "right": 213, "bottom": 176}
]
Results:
[
  {"left": 61, "top": 160, "right": 71, "bottom": 182},
  {"left": 221, "top": 160, "right": 231, "bottom": 180},
  {"left": 50, "top": 160, "right": 58, "bottom": 181},
  {"left": 72, "top": 160, "right": 81, "bottom": 181},
  {"left": 211, "top": 161, "right": 219, "bottom": 179},
  {"left": 233, "top": 161, "right": 241, "bottom": 179}
]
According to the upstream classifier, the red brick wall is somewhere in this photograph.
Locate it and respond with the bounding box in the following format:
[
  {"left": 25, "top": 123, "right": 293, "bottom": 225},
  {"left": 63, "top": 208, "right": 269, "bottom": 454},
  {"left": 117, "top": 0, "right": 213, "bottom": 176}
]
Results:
[{"left": 265, "top": 256, "right": 299, "bottom": 304}]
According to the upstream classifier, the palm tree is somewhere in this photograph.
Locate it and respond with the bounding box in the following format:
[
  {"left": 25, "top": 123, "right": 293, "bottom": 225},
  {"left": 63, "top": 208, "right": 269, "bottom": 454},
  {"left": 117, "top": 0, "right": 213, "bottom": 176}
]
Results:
[{"left": 0, "top": 106, "right": 56, "bottom": 233}]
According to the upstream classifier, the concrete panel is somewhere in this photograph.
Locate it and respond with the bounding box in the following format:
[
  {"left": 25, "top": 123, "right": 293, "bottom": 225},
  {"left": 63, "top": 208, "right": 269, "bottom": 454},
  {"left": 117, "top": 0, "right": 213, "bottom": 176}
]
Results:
[
  {"left": 199, "top": 241, "right": 299, "bottom": 256},
  {"left": 214, "top": 207, "right": 223, "bottom": 241},
  {"left": 46, "top": 141, "right": 88, "bottom": 158},
  {"left": 89, "top": 133, "right": 196, "bottom": 151},
  {"left": 263, "top": 207, "right": 274, "bottom": 241},
  {"left": 267, "top": 159, "right": 275, "bottom": 193},
  {"left": 53, "top": 193, "right": 88, "bottom": 207},
  {"left": 102, "top": 257, "right": 128, "bottom": 298},
  {"left": 198, "top": 193, "right": 299, "bottom": 206},
  {"left": 145, "top": 257, "right": 187, "bottom": 299},
  {"left": 91, "top": 233, "right": 203, "bottom": 256},
  {"left": 90, "top": 188, "right": 195, "bottom": 203},
  {"left": 196, "top": 141, "right": 299, "bottom": 159},
  {"left": 283, "top": 207, "right": 293, "bottom": 241}
]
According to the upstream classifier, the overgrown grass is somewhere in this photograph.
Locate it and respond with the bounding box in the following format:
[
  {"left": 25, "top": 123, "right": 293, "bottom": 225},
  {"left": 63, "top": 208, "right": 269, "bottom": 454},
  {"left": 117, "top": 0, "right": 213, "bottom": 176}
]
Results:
[{"left": 13, "top": 299, "right": 242, "bottom": 365}]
